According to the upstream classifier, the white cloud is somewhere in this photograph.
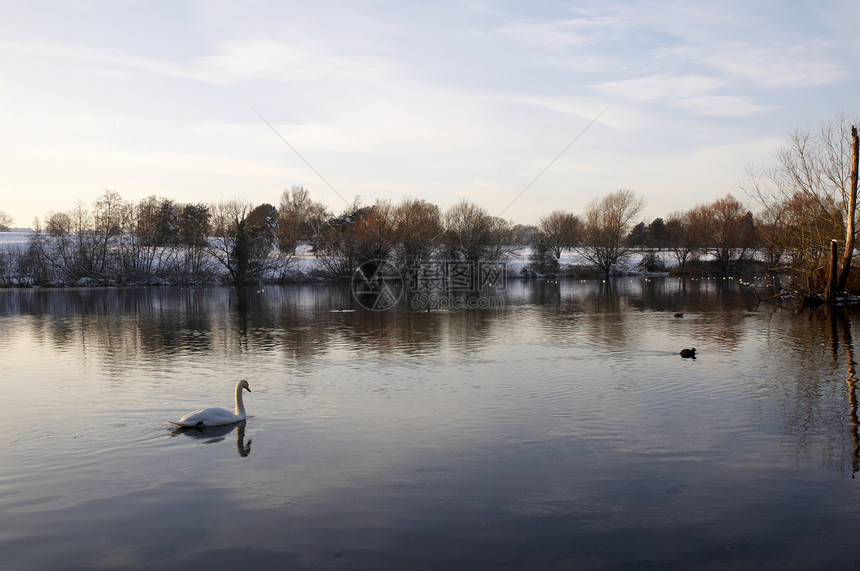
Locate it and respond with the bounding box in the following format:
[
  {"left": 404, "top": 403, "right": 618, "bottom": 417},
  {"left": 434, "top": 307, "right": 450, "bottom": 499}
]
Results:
[
  {"left": 591, "top": 74, "right": 781, "bottom": 117},
  {"left": 0, "top": 38, "right": 399, "bottom": 88},
  {"left": 492, "top": 17, "right": 603, "bottom": 50},
  {"left": 0, "top": 42, "right": 186, "bottom": 79},
  {"left": 673, "top": 96, "right": 777, "bottom": 117},
  {"left": 190, "top": 39, "right": 404, "bottom": 87},
  {"left": 663, "top": 42, "right": 847, "bottom": 88},
  {"left": 593, "top": 74, "right": 725, "bottom": 102}
]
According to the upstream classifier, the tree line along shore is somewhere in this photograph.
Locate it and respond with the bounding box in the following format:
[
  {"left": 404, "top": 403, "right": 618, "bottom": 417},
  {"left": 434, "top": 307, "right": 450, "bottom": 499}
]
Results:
[{"left": 0, "top": 114, "right": 857, "bottom": 304}]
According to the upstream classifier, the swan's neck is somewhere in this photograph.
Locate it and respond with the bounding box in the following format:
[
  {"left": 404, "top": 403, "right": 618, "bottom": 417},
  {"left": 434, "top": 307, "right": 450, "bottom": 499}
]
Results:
[{"left": 234, "top": 384, "right": 246, "bottom": 416}]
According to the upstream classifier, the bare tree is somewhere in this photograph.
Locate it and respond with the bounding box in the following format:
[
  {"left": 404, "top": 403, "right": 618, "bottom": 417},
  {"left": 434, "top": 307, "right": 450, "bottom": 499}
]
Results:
[
  {"left": 510, "top": 223, "right": 538, "bottom": 246},
  {"left": 277, "top": 185, "right": 329, "bottom": 254},
  {"left": 316, "top": 198, "right": 397, "bottom": 278},
  {"left": 445, "top": 199, "right": 498, "bottom": 262},
  {"left": 539, "top": 210, "right": 581, "bottom": 259},
  {"left": 755, "top": 191, "right": 841, "bottom": 290},
  {"left": 26, "top": 199, "right": 110, "bottom": 283},
  {"left": 0, "top": 211, "right": 13, "bottom": 231},
  {"left": 45, "top": 211, "right": 72, "bottom": 237},
  {"left": 116, "top": 196, "right": 185, "bottom": 282},
  {"left": 744, "top": 113, "right": 859, "bottom": 294},
  {"left": 529, "top": 230, "right": 560, "bottom": 275},
  {"left": 28, "top": 211, "right": 72, "bottom": 283},
  {"left": 839, "top": 125, "right": 859, "bottom": 291},
  {"left": 753, "top": 205, "right": 786, "bottom": 269},
  {"left": 210, "top": 200, "right": 282, "bottom": 283},
  {"left": 121, "top": 197, "right": 161, "bottom": 281},
  {"left": 664, "top": 210, "right": 698, "bottom": 270},
  {"left": 315, "top": 197, "right": 366, "bottom": 277},
  {"left": 180, "top": 203, "right": 212, "bottom": 281},
  {"left": 485, "top": 216, "right": 515, "bottom": 261},
  {"left": 356, "top": 199, "right": 397, "bottom": 270},
  {"left": 92, "top": 189, "right": 126, "bottom": 274},
  {"left": 688, "top": 194, "right": 757, "bottom": 275},
  {"left": 393, "top": 198, "right": 442, "bottom": 268},
  {"left": 579, "top": 189, "right": 645, "bottom": 276},
  {"left": 63, "top": 204, "right": 93, "bottom": 278}
]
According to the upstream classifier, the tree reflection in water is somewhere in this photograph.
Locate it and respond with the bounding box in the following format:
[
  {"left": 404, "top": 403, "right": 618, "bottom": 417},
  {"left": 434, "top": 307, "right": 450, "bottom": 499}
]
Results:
[
  {"left": 831, "top": 310, "right": 860, "bottom": 477},
  {"left": 6, "top": 278, "right": 860, "bottom": 568}
]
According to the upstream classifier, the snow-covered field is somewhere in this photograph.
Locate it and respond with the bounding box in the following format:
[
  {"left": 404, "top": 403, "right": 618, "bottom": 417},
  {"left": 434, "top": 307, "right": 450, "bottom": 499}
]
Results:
[
  {"left": 505, "top": 247, "right": 673, "bottom": 274},
  {"left": 0, "top": 230, "right": 32, "bottom": 251},
  {"left": 291, "top": 243, "right": 677, "bottom": 276}
]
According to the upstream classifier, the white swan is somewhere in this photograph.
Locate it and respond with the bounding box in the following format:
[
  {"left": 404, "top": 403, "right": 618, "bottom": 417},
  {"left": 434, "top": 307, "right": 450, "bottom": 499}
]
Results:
[{"left": 171, "top": 380, "right": 252, "bottom": 428}]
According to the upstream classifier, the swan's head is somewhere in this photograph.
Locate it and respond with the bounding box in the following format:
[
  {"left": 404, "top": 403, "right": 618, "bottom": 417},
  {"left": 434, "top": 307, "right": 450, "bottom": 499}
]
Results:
[{"left": 238, "top": 379, "right": 251, "bottom": 392}]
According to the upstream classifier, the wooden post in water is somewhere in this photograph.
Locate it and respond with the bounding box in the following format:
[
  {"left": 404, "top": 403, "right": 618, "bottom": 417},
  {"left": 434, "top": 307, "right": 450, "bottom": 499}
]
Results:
[{"left": 827, "top": 239, "right": 839, "bottom": 305}]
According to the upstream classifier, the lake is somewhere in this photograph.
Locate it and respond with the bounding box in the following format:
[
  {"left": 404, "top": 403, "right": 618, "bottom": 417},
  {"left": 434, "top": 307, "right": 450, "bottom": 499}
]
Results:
[{"left": 1, "top": 277, "right": 860, "bottom": 569}]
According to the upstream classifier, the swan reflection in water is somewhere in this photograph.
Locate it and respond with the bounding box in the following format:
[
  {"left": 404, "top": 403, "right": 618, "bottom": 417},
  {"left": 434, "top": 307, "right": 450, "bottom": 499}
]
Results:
[{"left": 170, "top": 420, "right": 252, "bottom": 457}]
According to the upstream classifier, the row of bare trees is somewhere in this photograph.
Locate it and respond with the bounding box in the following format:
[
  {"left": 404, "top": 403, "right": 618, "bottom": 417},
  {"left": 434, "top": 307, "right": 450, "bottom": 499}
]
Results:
[
  {"left": 527, "top": 190, "right": 756, "bottom": 277},
  {"left": 313, "top": 197, "right": 512, "bottom": 278},
  {"left": 20, "top": 192, "right": 215, "bottom": 285},
  {"left": 0, "top": 186, "right": 523, "bottom": 285},
  {"left": 0, "top": 183, "right": 834, "bottom": 287},
  {"left": 0, "top": 114, "right": 857, "bottom": 292},
  {"left": 4, "top": 191, "right": 297, "bottom": 286},
  {"left": 2, "top": 187, "right": 647, "bottom": 284},
  {"left": 622, "top": 195, "right": 758, "bottom": 275}
]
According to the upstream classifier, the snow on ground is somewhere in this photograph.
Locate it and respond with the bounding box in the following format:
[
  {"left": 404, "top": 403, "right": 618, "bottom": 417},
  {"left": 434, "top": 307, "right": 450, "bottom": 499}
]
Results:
[
  {"left": 0, "top": 233, "right": 677, "bottom": 275},
  {"left": 0, "top": 231, "right": 33, "bottom": 251},
  {"left": 506, "top": 247, "right": 676, "bottom": 274},
  {"left": 291, "top": 243, "right": 322, "bottom": 275},
  {"left": 289, "top": 245, "right": 676, "bottom": 277}
]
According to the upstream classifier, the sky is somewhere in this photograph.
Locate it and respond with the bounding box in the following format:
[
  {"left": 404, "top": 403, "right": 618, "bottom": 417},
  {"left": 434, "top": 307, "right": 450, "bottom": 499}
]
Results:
[{"left": 1, "top": 0, "right": 858, "bottom": 228}]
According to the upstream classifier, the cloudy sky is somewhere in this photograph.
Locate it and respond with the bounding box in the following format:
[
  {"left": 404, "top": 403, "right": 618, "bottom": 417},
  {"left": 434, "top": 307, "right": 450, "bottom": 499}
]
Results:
[{"left": 1, "top": 0, "right": 858, "bottom": 228}]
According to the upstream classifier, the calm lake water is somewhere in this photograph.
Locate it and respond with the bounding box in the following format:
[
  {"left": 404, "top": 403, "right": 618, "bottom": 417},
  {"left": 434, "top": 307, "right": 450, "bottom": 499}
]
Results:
[{"left": 2, "top": 277, "right": 860, "bottom": 569}]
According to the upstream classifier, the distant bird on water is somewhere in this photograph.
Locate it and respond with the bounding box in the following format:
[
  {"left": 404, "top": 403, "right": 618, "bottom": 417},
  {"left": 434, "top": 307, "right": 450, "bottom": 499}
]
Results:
[
  {"left": 674, "top": 313, "right": 684, "bottom": 318},
  {"left": 680, "top": 348, "right": 696, "bottom": 359}
]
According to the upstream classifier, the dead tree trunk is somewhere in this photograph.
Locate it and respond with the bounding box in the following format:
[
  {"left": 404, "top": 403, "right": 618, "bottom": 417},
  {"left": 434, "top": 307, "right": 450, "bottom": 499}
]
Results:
[
  {"left": 827, "top": 239, "right": 839, "bottom": 305},
  {"left": 837, "top": 125, "right": 860, "bottom": 292}
]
